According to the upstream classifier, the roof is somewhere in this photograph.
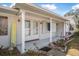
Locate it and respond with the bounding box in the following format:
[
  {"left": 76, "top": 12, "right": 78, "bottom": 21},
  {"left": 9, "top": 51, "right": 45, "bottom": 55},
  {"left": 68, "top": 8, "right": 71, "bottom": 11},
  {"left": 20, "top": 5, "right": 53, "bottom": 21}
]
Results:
[
  {"left": 0, "top": 3, "right": 68, "bottom": 22},
  {"left": 12, "top": 3, "right": 68, "bottom": 21},
  {"left": 0, "top": 6, "right": 18, "bottom": 15},
  {"left": 31, "top": 4, "right": 67, "bottom": 20}
]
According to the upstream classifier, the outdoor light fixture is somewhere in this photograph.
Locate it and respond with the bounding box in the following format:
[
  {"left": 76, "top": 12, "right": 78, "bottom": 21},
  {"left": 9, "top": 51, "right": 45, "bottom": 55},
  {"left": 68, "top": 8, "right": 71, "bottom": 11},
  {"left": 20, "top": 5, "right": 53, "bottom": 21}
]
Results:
[{"left": 18, "top": 19, "right": 20, "bottom": 22}]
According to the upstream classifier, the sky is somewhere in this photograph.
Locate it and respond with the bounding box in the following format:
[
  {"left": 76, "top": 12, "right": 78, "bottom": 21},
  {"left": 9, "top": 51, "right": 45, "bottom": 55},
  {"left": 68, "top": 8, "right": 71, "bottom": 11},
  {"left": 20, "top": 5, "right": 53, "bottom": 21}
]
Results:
[
  {"left": 0, "top": 0, "right": 79, "bottom": 3},
  {"left": 0, "top": 3, "right": 79, "bottom": 16},
  {"left": 34, "top": 3, "right": 78, "bottom": 16}
]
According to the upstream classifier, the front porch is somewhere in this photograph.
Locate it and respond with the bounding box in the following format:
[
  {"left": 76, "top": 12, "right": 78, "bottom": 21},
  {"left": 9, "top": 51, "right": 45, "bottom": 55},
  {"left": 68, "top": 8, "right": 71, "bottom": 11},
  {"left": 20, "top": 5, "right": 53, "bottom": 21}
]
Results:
[
  {"left": 15, "top": 3, "right": 67, "bottom": 53},
  {"left": 16, "top": 10, "right": 66, "bottom": 53}
]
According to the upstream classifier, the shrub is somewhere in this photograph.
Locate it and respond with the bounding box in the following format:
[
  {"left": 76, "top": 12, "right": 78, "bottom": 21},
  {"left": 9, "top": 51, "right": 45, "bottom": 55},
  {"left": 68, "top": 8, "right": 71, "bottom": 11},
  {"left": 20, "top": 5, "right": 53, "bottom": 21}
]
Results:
[
  {"left": 74, "top": 31, "right": 79, "bottom": 36},
  {"left": 53, "top": 39, "right": 65, "bottom": 47}
]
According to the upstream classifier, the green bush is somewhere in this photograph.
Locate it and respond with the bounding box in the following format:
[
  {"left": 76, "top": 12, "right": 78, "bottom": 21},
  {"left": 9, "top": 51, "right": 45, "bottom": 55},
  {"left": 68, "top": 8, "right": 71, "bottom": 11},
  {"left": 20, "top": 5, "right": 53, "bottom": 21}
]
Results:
[
  {"left": 74, "top": 31, "right": 79, "bottom": 36},
  {"left": 76, "top": 24, "right": 79, "bottom": 29}
]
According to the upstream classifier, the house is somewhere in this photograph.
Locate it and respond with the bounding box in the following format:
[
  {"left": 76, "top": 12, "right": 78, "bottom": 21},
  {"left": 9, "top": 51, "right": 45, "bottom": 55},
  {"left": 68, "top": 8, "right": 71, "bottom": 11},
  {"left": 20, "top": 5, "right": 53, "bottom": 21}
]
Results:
[
  {"left": 64, "top": 15, "right": 76, "bottom": 33},
  {"left": 0, "top": 3, "right": 68, "bottom": 53},
  {"left": 0, "top": 6, "right": 18, "bottom": 49},
  {"left": 64, "top": 9, "right": 79, "bottom": 33}
]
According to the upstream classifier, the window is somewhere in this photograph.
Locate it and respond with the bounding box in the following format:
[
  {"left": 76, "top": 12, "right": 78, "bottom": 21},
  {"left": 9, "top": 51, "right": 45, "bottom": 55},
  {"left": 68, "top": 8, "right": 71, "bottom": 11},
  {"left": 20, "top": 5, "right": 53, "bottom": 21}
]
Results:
[
  {"left": 25, "top": 20, "right": 30, "bottom": 35},
  {"left": 33, "top": 21, "right": 38, "bottom": 34},
  {"left": 0, "top": 16, "right": 8, "bottom": 35},
  {"left": 25, "top": 20, "right": 30, "bottom": 28},
  {"left": 40, "top": 22, "right": 43, "bottom": 33},
  {"left": 43, "top": 22, "right": 47, "bottom": 33},
  {"left": 47, "top": 23, "right": 50, "bottom": 31}
]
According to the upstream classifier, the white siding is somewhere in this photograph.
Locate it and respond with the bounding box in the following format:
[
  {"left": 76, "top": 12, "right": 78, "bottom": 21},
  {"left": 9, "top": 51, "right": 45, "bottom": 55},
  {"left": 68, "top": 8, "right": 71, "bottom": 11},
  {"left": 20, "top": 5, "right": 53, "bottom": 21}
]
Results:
[{"left": 0, "top": 12, "right": 18, "bottom": 48}]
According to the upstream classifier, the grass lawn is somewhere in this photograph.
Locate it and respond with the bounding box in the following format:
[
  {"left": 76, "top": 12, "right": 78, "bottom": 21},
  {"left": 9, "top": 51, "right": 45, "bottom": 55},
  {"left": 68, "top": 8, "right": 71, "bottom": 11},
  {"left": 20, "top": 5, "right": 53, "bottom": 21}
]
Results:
[{"left": 66, "top": 33, "right": 79, "bottom": 56}]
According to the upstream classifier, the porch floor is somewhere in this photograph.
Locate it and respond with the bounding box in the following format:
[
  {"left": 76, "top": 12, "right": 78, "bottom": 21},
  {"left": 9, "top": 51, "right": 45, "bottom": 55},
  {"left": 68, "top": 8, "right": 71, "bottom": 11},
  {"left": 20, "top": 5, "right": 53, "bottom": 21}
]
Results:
[
  {"left": 25, "top": 38, "right": 50, "bottom": 51},
  {"left": 25, "top": 36, "right": 64, "bottom": 51}
]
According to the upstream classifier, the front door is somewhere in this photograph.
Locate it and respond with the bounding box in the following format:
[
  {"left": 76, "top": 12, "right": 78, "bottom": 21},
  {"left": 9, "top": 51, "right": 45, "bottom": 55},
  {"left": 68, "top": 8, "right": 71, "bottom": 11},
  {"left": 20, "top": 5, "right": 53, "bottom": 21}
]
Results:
[
  {"left": 11, "top": 20, "right": 17, "bottom": 47},
  {"left": 31, "top": 21, "right": 39, "bottom": 39}
]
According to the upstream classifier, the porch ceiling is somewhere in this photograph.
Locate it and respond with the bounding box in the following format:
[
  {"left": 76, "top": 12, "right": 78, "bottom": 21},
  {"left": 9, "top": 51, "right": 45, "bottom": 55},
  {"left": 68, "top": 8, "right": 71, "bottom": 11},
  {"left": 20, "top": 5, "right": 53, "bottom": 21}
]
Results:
[{"left": 14, "top": 3, "right": 67, "bottom": 22}]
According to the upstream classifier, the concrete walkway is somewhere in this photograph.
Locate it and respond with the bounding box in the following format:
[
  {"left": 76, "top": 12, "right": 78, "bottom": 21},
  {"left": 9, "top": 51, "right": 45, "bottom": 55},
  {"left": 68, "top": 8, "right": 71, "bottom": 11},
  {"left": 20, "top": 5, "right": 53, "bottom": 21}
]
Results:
[{"left": 47, "top": 48, "right": 66, "bottom": 56}]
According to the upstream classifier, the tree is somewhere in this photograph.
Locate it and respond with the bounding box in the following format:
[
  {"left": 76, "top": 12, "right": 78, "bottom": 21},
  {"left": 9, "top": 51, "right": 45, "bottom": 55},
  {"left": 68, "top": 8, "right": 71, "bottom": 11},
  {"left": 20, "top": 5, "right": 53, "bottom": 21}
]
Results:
[{"left": 65, "top": 9, "right": 79, "bottom": 30}]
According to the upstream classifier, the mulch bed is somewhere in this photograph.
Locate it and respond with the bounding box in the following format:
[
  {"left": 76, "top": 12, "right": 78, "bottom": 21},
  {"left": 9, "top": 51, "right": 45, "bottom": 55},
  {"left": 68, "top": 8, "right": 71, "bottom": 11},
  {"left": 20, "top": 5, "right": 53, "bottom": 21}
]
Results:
[
  {"left": 0, "top": 47, "right": 21, "bottom": 56},
  {"left": 0, "top": 47, "right": 47, "bottom": 56}
]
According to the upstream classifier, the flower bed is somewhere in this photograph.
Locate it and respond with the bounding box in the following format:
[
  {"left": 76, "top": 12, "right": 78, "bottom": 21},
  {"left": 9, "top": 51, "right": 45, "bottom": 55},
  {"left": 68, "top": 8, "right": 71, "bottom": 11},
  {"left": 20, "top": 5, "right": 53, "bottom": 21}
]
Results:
[
  {"left": 25, "top": 50, "right": 47, "bottom": 56},
  {"left": 51, "top": 39, "right": 68, "bottom": 52}
]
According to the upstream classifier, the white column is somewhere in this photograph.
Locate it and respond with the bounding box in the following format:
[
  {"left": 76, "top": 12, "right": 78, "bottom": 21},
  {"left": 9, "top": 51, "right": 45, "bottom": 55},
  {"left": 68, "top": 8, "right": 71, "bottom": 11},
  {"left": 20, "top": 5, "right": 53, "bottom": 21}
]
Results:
[
  {"left": 30, "top": 20, "right": 33, "bottom": 40},
  {"left": 64, "top": 22, "right": 66, "bottom": 36},
  {"left": 50, "top": 18, "right": 53, "bottom": 43},
  {"left": 38, "top": 22, "right": 40, "bottom": 39},
  {"left": 21, "top": 10, "right": 25, "bottom": 53}
]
